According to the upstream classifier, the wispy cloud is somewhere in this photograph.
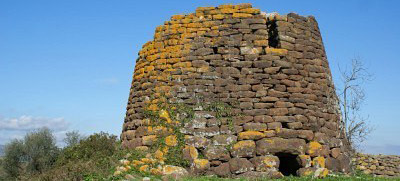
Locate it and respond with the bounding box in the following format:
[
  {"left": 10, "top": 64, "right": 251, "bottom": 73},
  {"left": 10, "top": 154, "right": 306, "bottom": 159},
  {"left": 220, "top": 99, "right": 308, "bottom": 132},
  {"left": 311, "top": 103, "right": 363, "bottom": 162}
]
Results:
[
  {"left": 95, "top": 78, "right": 120, "bottom": 86},
  {"left": 0, "top": 115, "right": 70, "bottom": 145}
]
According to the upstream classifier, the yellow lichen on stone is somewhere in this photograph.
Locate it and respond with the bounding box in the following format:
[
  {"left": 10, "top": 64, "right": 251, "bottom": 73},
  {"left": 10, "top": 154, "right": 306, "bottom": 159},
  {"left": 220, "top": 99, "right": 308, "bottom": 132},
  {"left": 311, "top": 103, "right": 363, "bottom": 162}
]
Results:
[
  {"left": 213, "top": 14, "right": 225, "bottom": 20},
  {"left": 220, "top": 8, "right": 238, "bottom": 14},
  {"left": 193, "top": 159, "right": 209, "bottom": 169},
  {"left": 262, "top": 157, "right": 278, "bottom": 168},
  {"left": 233, "top": 140, "right": 256, "bottom": 150},
  {"left": 232, "top": 13, "right": 253, "bottom": 18},
  {"left": 265, "top": 47, "right": 288, "bottom": 56},
  {"left": 131, "top": 160, "right": 144, "bottom": 166},
  {"left": 142, "top": 135, "right": 157, "bottom": 145},
  {"left": 254, "top": 40, "right": 269, "bottom": 46},
  {"left": 320, "top": 168, "right": 329, "bottom": 177},
  {"left": 312, "top": 156, "right": 326, "bottom": 168},
  {"left": 150, "top": 168, "right": 162, "bottom": 175},
  {"left": 238, "top": 131, "right": 265, "bottom": 140},
  {"left": 139, "top": 165, "right": 149, "bottom": 172},
  {"left": 154, "top": 150, "right": 164, "bottom": 160},
  {"left": 171, "top": 14, "right": 185, "bottom": 20},
  {"left": 159, "top": 109, "right": 171, "bottom": 120},
  {"left": 165, "top": 135, "right": 178, "bottom": 146},
  {"left": 147, "top": 104, "right": 158, "bottom": 111},
  {"left": 308, "top": 141, "right": 322, "bottom": 155},
  {"left": 239, "top": 8, "right": 260, "bottom": 14},
  {"left": 141, "top": 158, "right": 153, "bottom": 164},
  {"left": 184, "top": 145, "right": 198, "bottom": 160},
  {"left": 135, "top": 146, "right": 149, "bottom": 152}
]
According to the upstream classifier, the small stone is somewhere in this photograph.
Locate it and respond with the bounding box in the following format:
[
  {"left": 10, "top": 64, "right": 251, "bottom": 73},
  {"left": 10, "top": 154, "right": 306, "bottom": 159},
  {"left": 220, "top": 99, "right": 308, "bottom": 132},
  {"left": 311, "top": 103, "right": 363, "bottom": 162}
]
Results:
[
  {"left": 250, "top": 155, "right": 280, "bottom": 171},
  {"left": 213, "top": 162, "right": 231, "bottom": 177},
  {"left": 162, "top": 165, "right": 189, "bottom": 179},
  {"left": 229, "top": 158, "right": 254, "bottom": 174},
  {"left": 231, "top": 140, "right": 256, "bottom": 157},
  {"left": 238, "top": 131, "right": 265, "bottom": 140}
]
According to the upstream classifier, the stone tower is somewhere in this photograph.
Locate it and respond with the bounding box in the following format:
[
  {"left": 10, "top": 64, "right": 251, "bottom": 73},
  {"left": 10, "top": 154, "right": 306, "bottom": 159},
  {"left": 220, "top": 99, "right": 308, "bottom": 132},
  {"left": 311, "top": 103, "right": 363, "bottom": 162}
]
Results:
[{"left": 121, "top": 3, "right": 351, "bottom": 178}]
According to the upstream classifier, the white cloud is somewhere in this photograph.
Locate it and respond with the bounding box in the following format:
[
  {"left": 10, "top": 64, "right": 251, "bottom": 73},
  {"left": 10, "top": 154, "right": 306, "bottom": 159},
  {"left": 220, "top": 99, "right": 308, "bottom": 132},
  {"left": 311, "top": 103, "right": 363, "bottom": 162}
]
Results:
[
  {"left": 0, "top": 115, "right": 69, "bottom": 131},
  {"left": 96, "top": 78, "right": 120, "bottom": 86},
  {"left": 0, "top": 115, "right": 70, "bottom": 145}
]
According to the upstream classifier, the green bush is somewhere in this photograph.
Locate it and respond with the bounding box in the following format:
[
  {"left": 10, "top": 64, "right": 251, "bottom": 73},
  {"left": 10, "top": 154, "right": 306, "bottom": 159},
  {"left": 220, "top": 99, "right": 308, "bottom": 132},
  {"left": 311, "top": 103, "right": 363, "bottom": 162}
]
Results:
[
  {"left": 34, "top": 132, "right": 123, "bottom": 180},
  {"left": 24, "top": 127, "right": 59, "bottom": 174},
  {"left": 63, "top": 130, "right": 84, "bottom": 147},
  {"left": 57, "top": 132, "right": 118, "bottom": 164},
  {"left": 2, "top": 139, "right": 24, "bottom": 179}
]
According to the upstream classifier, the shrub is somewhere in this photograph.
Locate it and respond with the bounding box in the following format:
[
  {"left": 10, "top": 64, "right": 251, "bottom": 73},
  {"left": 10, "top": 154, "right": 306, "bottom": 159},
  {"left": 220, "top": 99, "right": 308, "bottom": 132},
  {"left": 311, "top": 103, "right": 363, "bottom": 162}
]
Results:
[
  {"left": 39, "top": 132, "right": 123, "bottom": 180},
  {"left": 63, "top": 130, "right": 84, "bottom": 147},
  {"left": 2, "top": 139, "right": 24, "bottom": 179},
  {"left": 57, "top": 132, "right": 118, "bottom": 164},
  {"left": 24, "top": 127, "right": 59, "bottom": 174}
]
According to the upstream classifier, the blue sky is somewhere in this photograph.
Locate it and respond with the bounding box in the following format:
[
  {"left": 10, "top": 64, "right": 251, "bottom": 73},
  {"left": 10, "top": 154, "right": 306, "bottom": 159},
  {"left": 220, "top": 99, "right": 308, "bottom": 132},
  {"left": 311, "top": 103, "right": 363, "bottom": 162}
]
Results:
[{"left": 0, "top": 0, "right": 399, "bottom": 154}]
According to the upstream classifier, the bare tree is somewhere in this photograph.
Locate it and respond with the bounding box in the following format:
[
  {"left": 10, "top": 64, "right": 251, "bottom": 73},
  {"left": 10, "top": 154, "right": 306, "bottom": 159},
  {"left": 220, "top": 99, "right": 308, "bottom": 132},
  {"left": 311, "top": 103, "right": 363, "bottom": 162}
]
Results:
[{"left": 337, "top": 57, "right": 373, "bottom": 150}]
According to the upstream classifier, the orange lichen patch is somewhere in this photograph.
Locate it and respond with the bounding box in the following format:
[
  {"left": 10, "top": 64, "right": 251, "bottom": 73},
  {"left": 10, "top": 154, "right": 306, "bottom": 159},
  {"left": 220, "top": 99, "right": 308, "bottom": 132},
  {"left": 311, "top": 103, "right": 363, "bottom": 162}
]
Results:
[
  {"left": 319, "top": 168, "right": 329, "bottom": 177},
  {"left": 165, "top": 135, "right": 178, "bottom": 146},
  {"left": 233, "top": 140, "right": 256, "bottom": 150},
  {"left": 135, "top": 146, "right": 149, "bottom": 152},
  {"left": 197, "top": 66, "right": 210, "bottom": 73},
  {"left": 303, "top": 169, "right": 313, "bottom": 176},
  {"left": 141, "top": 158, "right": 154, "bottom": 164},
  {"left": 166, "top": 58, "right": 181, "bottom": 64},
  {"left": 254, "top": 40, "right": 269, "bottom": 46},
  {"left": 239, "top": 8, "right": 260, "bottom": 14},
  {"left": 262, "top": 157, "right": 278, "bottom": 168},
  {"left": 232, "top": 13, "right": 253, "bottom": 18},
  {"left": 312, "top": 156, "right": 326, "bottom": 168},
  {"left": 150, "top": 168, "right": 162, "bottom": 175},
  {"left": 162, "top": 146, "right": 169, "bottom": 154},
  {"left": 147, "top": 104, "right": 158, "bottom": 111},
  {"left": 184, "top": 145, "right": 198, "bottom": 160},
  {"left": 308, "top": 141, "right": 322, "bottom": 155},
  {"left": 132, "top": 160, "right": 144, "bottom": 167},
  {"left": 220, "top": 8, "right": 238, "bottom": 14},
  {"left": 234, "top": 3, "right": 252, "bottom": 9},
  {"left": 162, "top": 165, "right": 185, "bottom": 175},
  {"left": 159, "top": 109, "right": 170, "bottom": 120},
  {"left": 154, "top": 150, "right": 164, "bottom": 160},
  {"left": 193, "top": 159, "right": 209, "bottom": 169},
  {"left": 213, "top": 14, "right": 225, "bottom": 20},
  {"left": 142, "top": 135, "right": 157, "bottom": 145},
  {"left": 265, "top": 47, "right": 288, "bottom": 56},
  {"left": 171, "top": 14, "right": 185, "bottom": 21},
  {"left": 139, "top": 164, "right": 149, "bottom": 172},
  {"left": 141, "top": 119, "right": 151, "bottom": 125},
  {"left": 141, "top": 82, "right": 152, "bottom": 88}
]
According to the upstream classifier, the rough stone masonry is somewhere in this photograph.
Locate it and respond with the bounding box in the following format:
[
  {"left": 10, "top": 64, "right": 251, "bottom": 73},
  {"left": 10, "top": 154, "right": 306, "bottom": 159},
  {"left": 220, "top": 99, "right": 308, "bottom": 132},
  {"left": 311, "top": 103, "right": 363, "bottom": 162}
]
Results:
[{"left": 120, "top": 3, "right": 352, "bottom": 178}]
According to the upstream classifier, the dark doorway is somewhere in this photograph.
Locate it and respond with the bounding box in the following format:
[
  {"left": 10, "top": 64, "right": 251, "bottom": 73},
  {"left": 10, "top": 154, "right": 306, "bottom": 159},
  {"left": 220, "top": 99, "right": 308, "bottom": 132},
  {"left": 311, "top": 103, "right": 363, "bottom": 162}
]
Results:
[
  {"left": 276, "top": 153, "right": 301, "bottom": 176},
  {"left": 267, "top": 20, "right": 280, "bottom": 48}
]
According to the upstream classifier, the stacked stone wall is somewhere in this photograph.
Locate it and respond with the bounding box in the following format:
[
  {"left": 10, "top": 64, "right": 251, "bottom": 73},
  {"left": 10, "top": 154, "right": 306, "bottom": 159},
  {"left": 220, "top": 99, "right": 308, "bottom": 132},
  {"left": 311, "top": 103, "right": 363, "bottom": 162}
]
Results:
[
  {"left": 354, "top": 153, "right": 400, "bottom": 177},
  {"left": 121, "top": 3, "right": 351, "bottom": 178}
]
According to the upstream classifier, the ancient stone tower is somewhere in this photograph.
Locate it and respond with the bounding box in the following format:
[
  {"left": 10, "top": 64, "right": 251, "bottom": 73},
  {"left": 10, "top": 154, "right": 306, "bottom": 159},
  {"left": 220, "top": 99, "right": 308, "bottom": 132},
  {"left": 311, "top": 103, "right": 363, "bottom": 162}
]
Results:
[{"left": 121, "top": 3, "right": 351, "bottom": 178}]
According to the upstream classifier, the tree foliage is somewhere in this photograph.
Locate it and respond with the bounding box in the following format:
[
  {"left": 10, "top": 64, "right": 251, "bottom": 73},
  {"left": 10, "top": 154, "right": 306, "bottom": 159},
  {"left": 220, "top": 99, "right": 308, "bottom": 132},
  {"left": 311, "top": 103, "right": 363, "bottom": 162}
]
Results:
[
  {"left": 63, "top": 130, "right": 84, "bottom": 147},
  {"left": 2, "top": 139, "right": 24, "bottom": 179}
]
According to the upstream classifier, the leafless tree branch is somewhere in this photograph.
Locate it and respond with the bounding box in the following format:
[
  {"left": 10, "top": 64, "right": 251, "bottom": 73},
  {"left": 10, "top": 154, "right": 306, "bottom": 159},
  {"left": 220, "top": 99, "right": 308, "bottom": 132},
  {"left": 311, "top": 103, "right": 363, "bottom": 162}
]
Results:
[{"left": 337, "top": 57, "right": 374, "bottom": 150}]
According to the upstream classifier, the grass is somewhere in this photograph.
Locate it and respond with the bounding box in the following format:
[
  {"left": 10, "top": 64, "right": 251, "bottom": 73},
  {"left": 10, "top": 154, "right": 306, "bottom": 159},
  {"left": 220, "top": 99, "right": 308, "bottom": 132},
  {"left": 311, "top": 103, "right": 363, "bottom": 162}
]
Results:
[{"left": 180, "top": 174, "right": 400, "bottom": 181}]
